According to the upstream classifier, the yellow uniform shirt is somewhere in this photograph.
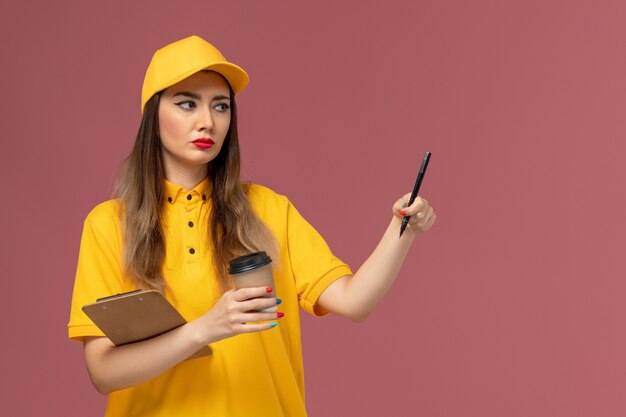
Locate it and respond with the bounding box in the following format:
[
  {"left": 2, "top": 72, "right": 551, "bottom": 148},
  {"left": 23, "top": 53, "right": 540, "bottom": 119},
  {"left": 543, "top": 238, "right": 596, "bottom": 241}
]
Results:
[{"left": 68, "top": 180, "right": 352, "bottom": 417}]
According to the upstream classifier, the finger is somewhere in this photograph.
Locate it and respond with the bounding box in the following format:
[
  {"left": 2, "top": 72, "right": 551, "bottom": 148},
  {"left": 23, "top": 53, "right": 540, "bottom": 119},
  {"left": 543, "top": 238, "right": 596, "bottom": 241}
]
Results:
[
  {"left": 232, "top": 286, "right": 274, "bottom": 302},
  {"left": 239, "top": 296, "right": 282, "bottom": 312},
  {"left": 394, "top": 194, "right": 412, "bottom": 213},
  {"left": 409, "top": 196, "right": 428, "bottom": 213},
  {"left": 416, "top": 206, "right": 434, "bottom": 227},
  {"left": 395, "top": 192, "right": 419, "bottom": 216},
  {"left": 400, "top": 202, "right": 421, "bottom": 218},
  {"left": 238, "top": 310, "right": 285, "bottom": 323},
  {"left": 424, "top": 212, "right": 436, "bottom": 230},
  {"left": 414, "top": 211, "right": 436, "bottom": 232},
  {"left": 416, "top": 199, "right": 434, "bottom": 220},
  {"left": 233, "top": 321, "right": 278, "bottom": 334}
]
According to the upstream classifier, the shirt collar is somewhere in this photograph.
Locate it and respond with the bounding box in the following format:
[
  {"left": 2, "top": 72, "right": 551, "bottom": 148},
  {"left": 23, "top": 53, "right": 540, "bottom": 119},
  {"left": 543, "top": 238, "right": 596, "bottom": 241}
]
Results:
[{"left": 164, "top": 178, "right": 211, "bottom": 205}]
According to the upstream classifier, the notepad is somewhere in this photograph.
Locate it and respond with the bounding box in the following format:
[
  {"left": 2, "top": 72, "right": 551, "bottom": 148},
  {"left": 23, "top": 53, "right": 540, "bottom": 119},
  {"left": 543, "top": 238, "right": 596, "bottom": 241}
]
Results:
[{"left": 82, "top": 289, "right": 212, "bottom": 360}]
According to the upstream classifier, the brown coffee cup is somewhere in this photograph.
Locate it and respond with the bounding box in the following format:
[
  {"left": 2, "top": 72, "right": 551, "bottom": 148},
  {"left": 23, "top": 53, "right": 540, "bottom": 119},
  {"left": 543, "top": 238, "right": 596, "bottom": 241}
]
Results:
[{"left": 229, "top": 252, "right": 276, "bottom": 312}]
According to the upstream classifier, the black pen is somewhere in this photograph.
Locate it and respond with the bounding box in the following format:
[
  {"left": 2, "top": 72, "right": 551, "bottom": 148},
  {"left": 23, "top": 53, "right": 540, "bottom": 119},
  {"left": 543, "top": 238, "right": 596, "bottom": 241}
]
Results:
[{"left": 399, "top": 151, "right": 431, "bottom": 238}]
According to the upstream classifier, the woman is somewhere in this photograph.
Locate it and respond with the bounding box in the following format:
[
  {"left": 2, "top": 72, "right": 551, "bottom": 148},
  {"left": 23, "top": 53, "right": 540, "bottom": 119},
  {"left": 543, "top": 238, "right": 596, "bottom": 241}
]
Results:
[{"left": 68, "top": 35, "right": 435, "bottom": 417}]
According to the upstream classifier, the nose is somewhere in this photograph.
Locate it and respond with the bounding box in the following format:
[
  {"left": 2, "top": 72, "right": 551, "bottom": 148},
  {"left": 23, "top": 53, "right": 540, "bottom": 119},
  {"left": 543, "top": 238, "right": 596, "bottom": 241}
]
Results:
[{"left": 197, "top": 105, "right": 214, "bottom": 132}]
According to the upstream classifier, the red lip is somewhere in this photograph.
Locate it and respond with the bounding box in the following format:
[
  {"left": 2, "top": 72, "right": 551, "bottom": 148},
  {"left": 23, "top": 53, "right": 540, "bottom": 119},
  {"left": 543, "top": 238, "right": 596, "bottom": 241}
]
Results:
[{"left": 192, "top": 138, "right": 215, "bottom": 149}]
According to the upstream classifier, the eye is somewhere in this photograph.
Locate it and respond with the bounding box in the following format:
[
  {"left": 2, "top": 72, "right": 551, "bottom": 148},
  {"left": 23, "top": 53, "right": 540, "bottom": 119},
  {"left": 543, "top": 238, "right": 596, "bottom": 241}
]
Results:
[
  {"left": 174, "top": 100, "right": 196, "bottom": 110},
  {"left": 214, "top": 102, "right": 230, "bottom": 112}
]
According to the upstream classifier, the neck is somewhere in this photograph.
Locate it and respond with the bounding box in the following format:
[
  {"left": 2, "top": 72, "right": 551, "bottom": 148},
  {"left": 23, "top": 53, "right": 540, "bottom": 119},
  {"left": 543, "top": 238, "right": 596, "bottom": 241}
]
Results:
[{"left": 164, "top": 164, "right": 208, "bottom": 190}]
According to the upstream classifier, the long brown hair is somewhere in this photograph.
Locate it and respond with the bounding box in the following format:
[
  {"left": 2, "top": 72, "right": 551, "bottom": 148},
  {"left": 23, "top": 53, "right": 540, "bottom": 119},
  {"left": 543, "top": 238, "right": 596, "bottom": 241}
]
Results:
[{"left": 115, "top": 79, "right": 276, "bottom": 293}]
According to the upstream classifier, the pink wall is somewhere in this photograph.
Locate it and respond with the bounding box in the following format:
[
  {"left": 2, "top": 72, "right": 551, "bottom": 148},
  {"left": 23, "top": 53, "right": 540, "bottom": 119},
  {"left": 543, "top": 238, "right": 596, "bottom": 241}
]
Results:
[{"left": 2, "top": 0, "right": 625, "bottom": 415}]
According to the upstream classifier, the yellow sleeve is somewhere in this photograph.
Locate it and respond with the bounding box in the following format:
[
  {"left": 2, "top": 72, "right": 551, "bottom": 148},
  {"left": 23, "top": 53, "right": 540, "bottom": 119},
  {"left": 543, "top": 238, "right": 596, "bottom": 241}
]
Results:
[
  {"left": 284, "top": 201, "right": 352, "bottom": 317},
  {"left": 67, "top": 202, "right": 132, "bottom": 342}
]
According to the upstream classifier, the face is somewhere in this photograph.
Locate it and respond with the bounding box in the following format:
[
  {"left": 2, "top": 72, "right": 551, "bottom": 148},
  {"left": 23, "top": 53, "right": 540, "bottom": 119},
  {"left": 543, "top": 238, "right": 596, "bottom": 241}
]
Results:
[{"left": 158, "top": 71, "right": 232, "bottom": 178}]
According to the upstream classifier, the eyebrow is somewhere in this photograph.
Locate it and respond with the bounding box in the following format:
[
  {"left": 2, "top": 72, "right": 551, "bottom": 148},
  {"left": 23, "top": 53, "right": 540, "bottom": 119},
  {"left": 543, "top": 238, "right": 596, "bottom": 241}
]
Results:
[{"left": 172, "top": 91, "right": 231, "bottom": 101}]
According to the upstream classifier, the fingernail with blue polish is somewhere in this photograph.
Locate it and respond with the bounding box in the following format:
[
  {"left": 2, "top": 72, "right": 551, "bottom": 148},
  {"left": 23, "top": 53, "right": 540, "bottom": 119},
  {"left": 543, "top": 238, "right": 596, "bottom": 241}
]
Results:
[
  {"left": 276, "top": 298, "right": 282, "bottom": 305},
  {"left": 269, "top": 322, "right": 278, "bottom": 328}
]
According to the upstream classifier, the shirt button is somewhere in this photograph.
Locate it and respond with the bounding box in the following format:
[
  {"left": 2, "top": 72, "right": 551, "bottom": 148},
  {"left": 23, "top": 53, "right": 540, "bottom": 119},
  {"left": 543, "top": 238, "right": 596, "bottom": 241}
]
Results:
[
  {"left": 167, "top": 197, "right": 172, "bottom": 203},
  {"left": 202, "top": 194, "right": 207, "bottom": 201},
  {"left": 188, "top": 221, "right": 194, "bottom": 228},
  {"left": 189, "top": 248, "right": 195, "bottom": 254},
  {"left": 187, "top": 194, "right": 192, "bottom": 200}
]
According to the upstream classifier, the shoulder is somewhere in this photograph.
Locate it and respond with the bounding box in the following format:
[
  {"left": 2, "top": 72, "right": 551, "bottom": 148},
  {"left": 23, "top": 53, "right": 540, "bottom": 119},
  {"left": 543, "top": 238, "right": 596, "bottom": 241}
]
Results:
[
  {"left": 83, "top": 199, "right": 122, "bottom": 236},
  {"left": 246, "top": 183, "right": 290, "bottom": 210},
  {"left": 245, "top": 184, "right": 295, "bottom": 230}
]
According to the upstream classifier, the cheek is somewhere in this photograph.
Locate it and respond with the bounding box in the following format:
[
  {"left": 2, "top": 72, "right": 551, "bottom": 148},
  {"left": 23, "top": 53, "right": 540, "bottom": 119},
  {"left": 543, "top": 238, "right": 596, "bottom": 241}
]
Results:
[
  {"left": 158, "top": 111, "right": 185, "bottom": 143},
  {"left": 215, "top": 116, "right": 231, "bottom": 139}
]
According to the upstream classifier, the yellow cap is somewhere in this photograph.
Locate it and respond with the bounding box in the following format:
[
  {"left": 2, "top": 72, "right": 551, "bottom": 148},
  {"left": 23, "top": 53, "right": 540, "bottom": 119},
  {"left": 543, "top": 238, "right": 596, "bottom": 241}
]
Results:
[{"left": 141, "top": 35, "right": 249, "bottom": 112}]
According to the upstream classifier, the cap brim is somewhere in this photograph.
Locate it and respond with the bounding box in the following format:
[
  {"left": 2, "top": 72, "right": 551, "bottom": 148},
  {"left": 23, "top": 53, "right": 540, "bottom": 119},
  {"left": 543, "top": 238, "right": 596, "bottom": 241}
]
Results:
[
  {"left": 157, "top": 61, "right": 248, "bottom": 96},
  {"left": 204, "top": 62, "right": 249, "bottom": 93},
  {"left": 141, "top": 61, "right": 249, "bottom": 112}
]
